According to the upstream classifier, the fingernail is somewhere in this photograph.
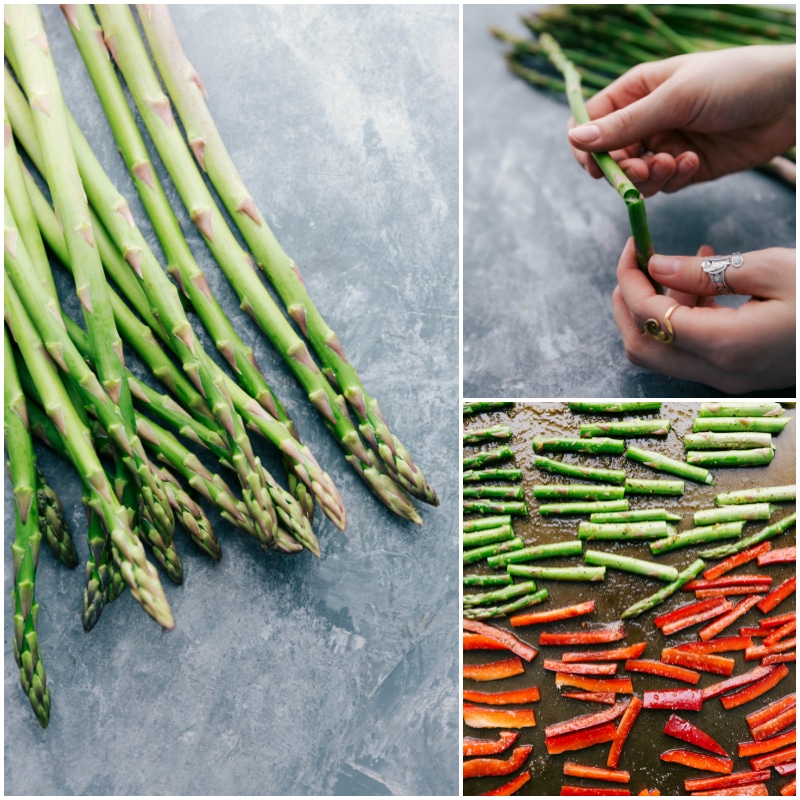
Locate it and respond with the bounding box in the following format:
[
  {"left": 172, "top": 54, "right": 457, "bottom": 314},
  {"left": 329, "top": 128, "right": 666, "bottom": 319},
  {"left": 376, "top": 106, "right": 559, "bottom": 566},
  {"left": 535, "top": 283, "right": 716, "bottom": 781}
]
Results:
[
  {"left": 648, "top": 255, "right": 680, "bottom": 276},
  {"left": 678, "top": 157, "right": 695, "bottom": 175},
  {"left": 569, "top": 124, "right": 601, "bottom": 144}
]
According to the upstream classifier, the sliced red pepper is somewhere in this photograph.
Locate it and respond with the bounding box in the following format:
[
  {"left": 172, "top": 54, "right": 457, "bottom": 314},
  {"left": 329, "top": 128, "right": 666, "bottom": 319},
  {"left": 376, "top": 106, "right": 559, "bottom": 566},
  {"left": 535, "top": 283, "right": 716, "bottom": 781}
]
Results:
[
  {"left": 540, "top": 623, "right": 626, "bottom": 646},
  {"left": 463, "top": 686, "right": 541, "bottom": 705},
  {"left": 624, "top": 659, "right": 700, "bottom": 684},
  {"left": 662, "top": 647, "right": 735, "bottom": 676},
  {"left": 660, "top": 600, "right": 734, "bottom": 634},
  {"left": 721, "top": 664, "right": 789, "bottom": 710},
  {"left": 750, "top": 745, "right": 796, "bottom": 770},
  {"left": 543, "top": 660, "right": 618, "bottom": 676},
  {"left": 757, "top": 575, "right": 796, "bottom": 614},
  {"left": 555, "top": 673, "right": 633, "bottom": 693},
  {"left": 607, "top": 696, "right": 643, "bottom": 769},
  {"left": 560, "top": 787, "right": 631, "bottom": 796},
  {"left": 739, "top": 626, "right": 770, "bottom": 637},
  {"left": 764, "top": 619, "right": 797, "bottom": 646},
  {"left": 685, "top": 770, "right": 771, "bottom": 792},
  {"left": 654, "top": 597, "right": 728, "bottom": 629},
  {"left": 464, "top": 657, "right": 525, "bottom": 682},
  {"left": 757, "top": 546, "right": 795, "bottom": 566},
  {"left": 779, "top": 777, "right": 796, "bottom": 796},
  {"left": 775, "top": 762, "right": 797, "bottom": 776},
  {"left": 463, "top": 703, "right": 536, "bottom": 730},
  {"left": 560, "top": 642, "right": 646, "bottom": 662},
  {"left": 643, "top": 689, "right": 703, "bottom": 711},
  {"left": 509, "top": 600, "right": 595, "bottom": 627},
  {"left": 702, "top": 542, "right": 773, "bottom": 581},
  {"left": 739, "top": 729, "right": 797, "bottom": 758},
  {"left": 747, "top": 693, "right": 796, "bottom": 730},
  {"left": 695, "top": 586, "right": 772, "bottom": 598},
  {"left": 701, "top": 664, "right": 774, "bottom": 700},
  {"left": 751, "top": 705, "right": 796, "bottom": 741},
  {"left": 480, "top": 770, "right": 531, "bottom": 796},
  {"left": 760, "top": 611, "right": 797, "bottom": 628},
  {"left": 544, "top": 702, "right": 628, "bottom": 739},
  {"left": 562, "top": 691, "right": 617, "bottom": 704},
  {"left": 464, "top": 731, "right": 520, "bottom": 757},
  {"left": 545, "top": 722, "right": 618, "bottom": 755},
  {"left": 745, "top": 637, "right": 797, "bottom": 661},
  {"left": 697, "top": 594, "right": 764, "bottom": 641},
  {"left": 674, "top": 635, "right": 754, "bottom": 653},
  {"left": 463, "top": 619, "right": 539, "bottom": 662},
  {"left": 464, "top": 744, "right": 533, "bottom": 779},
  {"left": 685, "top": 574, "right": 773, "bottom": 590},
  {"left": 763, "top": 652, "right": 796, "bottom": 665},
  {"left": 637, "top": 790, "right": 661, "bottom": 796},
  {"left": 464, "top": 633, "right": 513, "bottom": 652},
  {"left": 690, "top": 783, "right": 768, "bottom": 796},
  {"left": 563, "top": 762, "right": 630, "bottom": 783},
  {"left": 663, "top": 713, "right": 728, "bottom": 756},
  {"left": 660, "top": 748, "right": 733, "bottom": 774}
]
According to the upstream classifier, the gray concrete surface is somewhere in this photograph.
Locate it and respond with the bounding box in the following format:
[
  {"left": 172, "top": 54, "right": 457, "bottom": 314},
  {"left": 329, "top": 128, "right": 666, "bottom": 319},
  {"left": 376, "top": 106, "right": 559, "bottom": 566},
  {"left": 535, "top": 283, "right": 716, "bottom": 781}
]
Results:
[
  {"left": 464, "top": 5, "right": 796, "bottom": 398},
  {"left": 5, "top": 5, "right": 459, "bottom": 795}
]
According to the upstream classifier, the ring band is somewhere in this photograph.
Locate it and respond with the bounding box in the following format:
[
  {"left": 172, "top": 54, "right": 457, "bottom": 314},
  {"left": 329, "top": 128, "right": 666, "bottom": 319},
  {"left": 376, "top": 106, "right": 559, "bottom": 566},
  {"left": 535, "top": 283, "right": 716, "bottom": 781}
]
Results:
[
  {"left": 701, "top": 252, "right": 743, "bottom": 295},
  {"left": 644, "top": 303, "right": 681, "bottom": 344}
]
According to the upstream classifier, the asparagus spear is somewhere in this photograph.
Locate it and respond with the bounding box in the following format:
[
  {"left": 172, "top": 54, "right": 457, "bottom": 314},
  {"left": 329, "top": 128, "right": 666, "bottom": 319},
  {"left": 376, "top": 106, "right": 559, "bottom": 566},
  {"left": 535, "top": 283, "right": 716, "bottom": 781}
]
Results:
[
  {"left": 463, "top": 485, "right": 524, "bottom": 501},
  {"left": 624, "top": 478, "right": 684, "bottom": 495},
  {"left": 533, "top": 455, "right": 625, "bottom": 484},
  {"left": 621, "top": 559, "right": 706, "bottom": 619},
  {"left": 579, "top": 420, "right": 671, "bottom": 438},
  {"left": 463, "top": 425, "right": 512, "bottom": 444},
  {"left": 577, "top": 520, "right": 671, "bottom": 541},
  {"left": 508, "top": 565, "right": 606, "bottom": 582},
  {"left": 463, "top": 446, "right": 515, "bottom": 470},
  {"left": 4, "top": 329, "right": 50, "bottom": 728},
  {"left": 463, "top": 402, "right": 515, "bottom": 415},
  {"left": 692, "top": 417, "right": 792, "bottom": 434},
  {"left": 35, "top": 466, "right": 78, "bottom": 569},
  {"left": 625, "top": 446, "right": 714, "bottom": 485},
  {"left": 464, "top": 580, "right": 539, "bottom": 607},
  {"left": 463, "top": 588, "right": 549, "bottom": 620},
  {"left": 463, "top": 537, "right": 525, "bottom": 566},
  {"left": 694, "top": 504, "right": 774, "bottom": 526},
  {"left": 649, "top": 522, "right": 745, "bottom": 555},
  {"left": 590, "top": 509, "right": 682, "bottom": 523},
  {"left": 533, "top": 436, "right": 625, "bottom": 454},
  {"left": 716, "top": 485, "right": 796, "bottom": 506},
  {"left": 698, "top": 402, "right": 785, "bottom": 417},
  {"left": 463, "top": 468, "right": 522, "bottom": 483},
  {"left": 539, "top": 499, "right": 629, "bottom": 516},
  {"left": 136, "top": 3, "right": 437, "bottom": 509},
  {"left": 463, "top": 500, "right": 528, "bottom": 516},
  {"left": 463, "top": 525, "right": 515, "bottom": 548},
  {"left": 685, "top": 447, "right": 775, "bottom": 468},
  {"left": 684, "top": 432, "right": 774, "bottom": 450},
  {"left": 487, "top": 540, "right": 584, "bottom": 568},
  {"left": 698, "top": 513, "right": 796, "bottom": 559},
  {"left": 584, "top": 550, "right": 679, "bottom": 582},
  {"left": 464, "top": 515, "right": 513, "bottom": 532},
  {"left": 463, "top": 574, "right": 514, "bottom": 588},
  {"left": 568, "top": 401, "right": 663, "bottom": 414},
  {"left": 533, "top": 484, "right": 624, "bottom": 500}
]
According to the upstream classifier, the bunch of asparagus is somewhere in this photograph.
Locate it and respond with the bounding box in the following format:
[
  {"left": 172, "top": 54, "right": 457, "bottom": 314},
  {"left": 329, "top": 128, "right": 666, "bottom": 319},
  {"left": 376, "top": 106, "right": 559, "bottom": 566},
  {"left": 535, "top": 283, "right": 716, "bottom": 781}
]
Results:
[{"left": 4, "top": 4, "right": 437, "bottom": 728}]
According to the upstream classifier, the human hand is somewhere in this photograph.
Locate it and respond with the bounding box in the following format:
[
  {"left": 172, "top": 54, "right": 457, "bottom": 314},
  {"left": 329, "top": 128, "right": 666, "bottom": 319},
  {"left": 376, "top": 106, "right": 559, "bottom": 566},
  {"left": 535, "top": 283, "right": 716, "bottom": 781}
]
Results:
[
  {"left": 568, "top": 45, "right": 796, "bottom": 196},
  {"left": 612, "top": 239, "right": 796, "bottom": 393}
]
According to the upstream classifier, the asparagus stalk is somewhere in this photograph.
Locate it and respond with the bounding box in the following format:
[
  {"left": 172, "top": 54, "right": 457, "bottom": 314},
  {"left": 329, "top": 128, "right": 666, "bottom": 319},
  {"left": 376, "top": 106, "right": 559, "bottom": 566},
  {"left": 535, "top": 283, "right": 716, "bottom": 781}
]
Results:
[
  {"left": 137, "top": 3, "right": 437, "bottom": 508},
  {"left": 533, "top": 436, "right": 625, "bottom": 454},
  {"left": 4, "top": 329, "right": 50, "bottom": 728},
  {"left": 463, "top": 468, "right": 522, "bottom": 483},
  {"left": 487, "top": 540, "right": 584, "bottom": 568},
  {"left": 463, "top": 445, "right": 515, "bottom": 470},
  {"left": 539, "top": 499, "right": 629, "bottom": 516},
  {"left": 577, "top": 520, "right": 671, "bottom": 540},
  {"left": 464, "top": 580, "right": 539, "bottom": 607},
  {"left": 584, "top": 550, "right": 679, "bottom": 582},
  {"left": 508, "top": 565, "right": 606, "bottom": 582},
  {"left": 35, "top": 465, "right": 79, "bottom": 569},
  {"left": 580, "top": 420, "right": 670, "bottom": 438},
  {"left": 684, "top": 432, "right": 774, "bottom": 450},
  {"left": 685, "top": 447, "right": 775, "bottom": 468},
  {"left": 624, "top": 478, "right": 684, "bottom": 495},
  {"left": 463, "top": 425, "right": 512, "bottom": 444},
  {"left": 463, "top": 402, "right": 515, "bottom": 415},
  {"left": 698, "top": 513, "right": 796, "bottom": 559},
  {"left": 568, "top": 401, "right": 662, "bottom": 413},
  {"left": 625, "top": 446, "right": 714, "bottom": 485},
  {"left": 464, "top": 515, "right": 513, "bottom": 532},
  {"left": 590, "top": 508, "right": 682, "bottom": 523},
  {"left": 463, "top": 525, "right": 515, "bottom": 549},
  {"left": 463, "top": 588, "right": 549, "bottom": 620},
  {"left": 692, "top": 417, "right": 792, "bottom": 434},
  {"left": 533, "top": 455, "right": 625, "bottom": 484},
  {"left": 533, "top": 484, "right": 624, "bottom": 500},
  {"left": 463, "top": 500, "right": 528, "bottom": 516},
  {"left": 463, "top": 574, "right": 514, "bottom": 588},
  {"left": 5, "top": 277, "right": 173, "bottom": 629},
  {"left": 649, "top": 522, "right": 745, "bottom": 555},
  {"left": 463, "top": 537, "right": 525, "bottom": 566},
  {"left": 694, "top": 504, "right": 774, "bottom": 526},
  {"left": 716, "top": 485, "right": 796, "bottom": 506},
  {"left": 698, "top": 402, "right": 785, "bottom": 417},
  {"left": 463, "top": 485, "right": 524, "bottom": 501},
  {"left": 621, "top": 559, "right": 706, "bottom": 619}
]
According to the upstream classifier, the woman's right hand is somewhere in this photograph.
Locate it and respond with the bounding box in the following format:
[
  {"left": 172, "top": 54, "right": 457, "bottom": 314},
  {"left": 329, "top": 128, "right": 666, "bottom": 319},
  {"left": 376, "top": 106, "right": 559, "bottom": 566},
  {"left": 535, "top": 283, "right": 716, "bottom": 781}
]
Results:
[{"left": 567, "top": 45, "right": 796, "bottom": 196}]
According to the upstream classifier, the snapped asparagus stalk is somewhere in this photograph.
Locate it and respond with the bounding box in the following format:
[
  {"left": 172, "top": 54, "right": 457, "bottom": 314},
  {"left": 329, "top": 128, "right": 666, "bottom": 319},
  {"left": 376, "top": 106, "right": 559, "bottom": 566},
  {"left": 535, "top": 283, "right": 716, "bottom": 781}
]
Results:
[
  {"left": 4, "top": 329, "right": 50, "bottom": 728},
  {"left": 533, "top": 436, "right": 625, "bottom": 454},
  {"left": 487, "top": 540, "right": 584, "bottom": 568},
  {"left": 685, "top": 447, "right": 775, "bottom": 468},
  {"left": 463, "top": 445, "right": 515, "bottom": 470},
  {"left": 698, "top": 513, "right": 796, "bottom": 559},
  {"left": 35, "top": 465, "right": 79, "bottom": 569},
  {"left": 716, "top": 485, "right": 796, "bottom": 506},
  {"left": 533, "top": 455, "right": 625, "bottom": 484},
  {"left": 463, "top": 401, "right": 515, "bottom": 415},
  {"left": 577, "top": 520, "right": 672, "bottom": 541},
  {"left": 463, "top": 425, "right": 512, "bottom": 444},
  {"left": 463, "top": 588, "right": 549, "bottom": 620},
  {"left": 463, "top": 485, "right": 524, "bottom": 501},
  {"left": 507, "top": 565, "right": 606, "bottom": 582},
  {"left": 590, "top": 508, "right": 682, "bottom": 523},
  {"left": 568, "top": 401, "right": 662, "bottom": 413},
  {"left": 698, "top": 402, "right": 785, "bottom": 417},
  {"left": 539, "top": 499, "right": 629, "bottom": 516},
  {"left": 580, "top": 420, "right": 670, "bottom": 438},
  {"left": 463, "top": 574, "right": 514, "bottom": 588},
  {"left": 621, "top": 559, "right": 706, "bottom": 619},
  {"left": 685, "top": 432, "right": 774, "bottom": 450},
  {"left": 649, "top": 522, "right": 745, "bottom": 555},
  {"left": 463, "top": 525, "right": 515, "bottom": 549},
  {"left": 624, "top": 477, "right": 684, "bottom": 495},
  {"left": 584, "top": 549, "right": 679, "bottom": 582},
  {"left": 464, "top": 580, "right": 539, "bottom": 607},
  {"left": 533, "top": 484, "right": 624, "bottom": 500},
  {"left": 464, "top": 500, "right": 528, "bottom": 516},
  {"left": 625, "top": 446, "right": 714, "bottom": 485},
  {"left": 464, "top": 515, "right": 513, "bottom": 532},
  {"left": 463, "top": 537, "right": 525, "bottom": 566},
  {"left": 693, "top": 417, "right": 792, "bottom": 434},
  {"left": 694, "top": 503, "right": 774, "bottom": 526},
  {"left": 463, "top": 468, "right": 522, "bottom": 483}
]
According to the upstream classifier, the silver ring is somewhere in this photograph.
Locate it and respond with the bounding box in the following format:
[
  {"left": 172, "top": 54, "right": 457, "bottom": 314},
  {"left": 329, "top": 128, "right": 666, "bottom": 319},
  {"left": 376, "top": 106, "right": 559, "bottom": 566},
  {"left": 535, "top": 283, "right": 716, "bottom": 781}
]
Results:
[{"left": 701, "top": 253, "right": 743, "bottom": 295}]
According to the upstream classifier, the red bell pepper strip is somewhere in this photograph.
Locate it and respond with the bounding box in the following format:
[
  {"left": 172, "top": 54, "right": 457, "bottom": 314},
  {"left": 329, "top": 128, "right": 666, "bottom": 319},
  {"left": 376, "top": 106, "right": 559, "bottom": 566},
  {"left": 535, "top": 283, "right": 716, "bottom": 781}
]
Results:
[
  {"left": 739, "top": 626, "right": 769, "bottom": 637},
  {"left": 674, "top": 635, "right": 753, "bottom": 654},
  {"left": 607, "top": 696, "right": 643, "bottom": 768},
  {"left": 702, "top": 542, "right": 772, "bottom": 581},
  {"left": 509, "top": 600, "right": 595, "bottom": 627},
  {"left": 545, "top": 722, "right": 618, "bottom": 755},
  {"left": 721, "top": 664, "right": 789, "bottom": 709},
  {"left": 463, "top": 745, "right": 533, "bottom": 779},
  {"left": 540, "top": 622, "right": 626, "bottom": 646},
  {"left": 464, "top": 633, "right": 513, "bottom": 652},
  {"left": 739, "top": 729, "right": 797, "bottom": 758},
  {"left": 560, "top": 787, "right": 631, "bottom": 796},
  {"left": 775, "top": 762, "right": 797, "bottom": 776},
  {"left": 463, "top": 619, "right": 539, "bottom": 662},
  {"left": 563, "top": 762, "right": 630, "bottom": 783},
  {"left": 654, "top": 597, "right": 728, "bottom": 629},
  {"left": 624, "top": 659, "right": 700, "bottom": 684},
  {"left": 543, "top": 660, "right": 618, "bottom": 676},
  {"left": 695, "top": 587, "right": 771, "bottom": 598},
  {"left": 463, "top": 686, "right": 541, "bottom": 705},
  {"left": 663, "top": 714, "right": 727, "bottom": 756},
  {"left": 685, "top": 574, "right": 773, "bottom": 590},
  {"left": 758, "top": 546, "right": 795, "bottom": 566},
  {"left": 757, "top": 575, "right": 796, "bottom": 614},
  {"left": 750, "top": 745, "right": 796, "bottom": 770},
  {"left": 747, "top": 693, "right": 796, "bottom": 730},
  {"left": 697, "top": 594, "right": 764, "bottom": 641},
  {"left": 690, "top": 784, "right": 768, "bottom": 796},
  {"left": 544, "top": 702, "right": 628, "bottom": 739},
  {"left": 701, "top": 664, "right": 775, "bottom": 700},
  {"left": 751, "top": 705, "right": 796, "bottom": 741},
  {"left": 760, "top": 611, "right": 797, "bottom": 629},
  {"left": 562, "top": 691, "right": 617, "bottom": 704},
  {"left": 660, "top": 748, "right": 733, "bottom": 773},
  {"left": 763, "top": 652, "right": 796, "bottom": 665},
  {"left": 660, "top": 601, "right": 734, "bottom": 634},
  {"left": 779, "top": 777, "right": 796, "bottom": 796},
  {"left": 745, "top": 637, "right": 797, "bottom": 661},
  {"left": 662, "top": 647, "right": 735, "bottom": 676},
  {"left": 480, "top": 771, "right": 531, "bottom": 796},
  {"left": 560, "top": 642, "right": 647, "bottom": 663},
  {"left": 464, "top": 731, "right": 520, "bottom": 757},
  {"left": 637, "top": 790, "right": 661, "bottom": 796},
  {"left": 555, "top": 674, "right": 634, "bottom": 693},
  {"left": 463, "top": 703, "right": 537, "bottom": 730},
  {"left": 684, "top": 770, "right": 772, "bottom": 792},
  {"left": 764, "top": 619, "right": 797, "bottom": 646},
  {"left": 643, "top": 689, "right": 703, "bottom": 711},
  {"left": 464, "top": 657, "right": 525, "bottom": 682}
]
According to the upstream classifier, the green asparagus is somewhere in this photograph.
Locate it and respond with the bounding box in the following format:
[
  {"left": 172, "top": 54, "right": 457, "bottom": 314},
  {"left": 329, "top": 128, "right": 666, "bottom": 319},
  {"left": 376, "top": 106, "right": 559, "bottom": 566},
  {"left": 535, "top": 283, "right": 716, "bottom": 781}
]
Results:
[{"left": 533, "top": 455, "right": 626, "bottom": 484}]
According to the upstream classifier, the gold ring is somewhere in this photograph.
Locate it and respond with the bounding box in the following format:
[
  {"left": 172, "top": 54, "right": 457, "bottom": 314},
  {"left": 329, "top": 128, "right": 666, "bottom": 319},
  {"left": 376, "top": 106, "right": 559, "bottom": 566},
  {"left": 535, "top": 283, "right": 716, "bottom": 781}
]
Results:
[{"left": 644, "top": 303, "right": 680, "bottom": 344}]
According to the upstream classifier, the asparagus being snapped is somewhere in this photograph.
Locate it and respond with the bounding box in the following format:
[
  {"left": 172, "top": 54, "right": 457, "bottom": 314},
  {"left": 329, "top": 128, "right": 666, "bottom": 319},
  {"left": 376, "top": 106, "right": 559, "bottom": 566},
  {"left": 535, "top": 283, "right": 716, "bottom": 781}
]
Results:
[
  {"left": 4, "top": 330, "right": 50, "bottom": 728},
  {"left": 35, "top": 466, "right": 78, "bottom": 569},
  {"left": 463, "top": 446, "right": 515, "bottom": 470},
  {"left": 686, "top": 447, "right": 775, "bottom": 468},
  {"left": 625, "top": 446, "right": 714, "bottom": 485},
  {"left": 463, "top": 425, "right": 512, "bottom": 444},
  {"left": 533, "top": 455, "right": 625, "bottom": 484},
  {"left": 463, "top": 468, "right": 522, "bottom": 483},
  {"left": 463, "top": 401, "right": 515, "bottom": 415},
  {"left": 580, "top": 420, "right": 671, "bottom": 438},
  {"left": 538, "top": 32, "right": 656, "bottom": 281},
  {"left": 621, "top": 559, "right": 706, "bottom": 620}
]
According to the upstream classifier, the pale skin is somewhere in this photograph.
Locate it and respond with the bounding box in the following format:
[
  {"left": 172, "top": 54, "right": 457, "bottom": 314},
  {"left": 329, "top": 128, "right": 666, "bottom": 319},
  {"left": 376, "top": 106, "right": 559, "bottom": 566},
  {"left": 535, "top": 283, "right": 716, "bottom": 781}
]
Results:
[{"left": 567, "top": 46, "right": 796, "bottom": 391}]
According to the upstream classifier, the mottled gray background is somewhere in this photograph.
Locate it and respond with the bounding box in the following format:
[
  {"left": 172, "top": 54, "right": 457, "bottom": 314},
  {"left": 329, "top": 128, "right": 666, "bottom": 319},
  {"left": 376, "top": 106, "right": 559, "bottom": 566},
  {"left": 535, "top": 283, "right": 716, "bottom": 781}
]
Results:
[
  {"left": 5, "top": 5, "right": 459, "bottom": 795},
  {"left": 464, "top": 5, "right": 796, "bottom": 398}
]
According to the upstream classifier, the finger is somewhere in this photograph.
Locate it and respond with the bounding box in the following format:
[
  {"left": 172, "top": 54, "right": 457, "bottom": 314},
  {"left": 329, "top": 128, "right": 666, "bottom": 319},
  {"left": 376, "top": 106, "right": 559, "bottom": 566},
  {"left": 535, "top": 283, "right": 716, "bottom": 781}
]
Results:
[
  {"left": 647, "top": 248, "right": 790, "bottom": 299},
  {"left": 664, "top": 244, "right": 715, "bottom": 307},
  {"left": 660, "top": 152, "right": 700, "bottom": 193},
  {"left": 617, "top": 152, "right": 679, "bottom": 197}
]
